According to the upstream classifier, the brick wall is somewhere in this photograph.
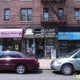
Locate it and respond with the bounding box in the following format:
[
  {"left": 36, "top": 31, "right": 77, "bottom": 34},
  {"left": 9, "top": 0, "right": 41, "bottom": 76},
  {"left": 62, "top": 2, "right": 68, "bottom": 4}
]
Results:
[{"left": 0, "top": 0, "right": 80, "bottom": 27}]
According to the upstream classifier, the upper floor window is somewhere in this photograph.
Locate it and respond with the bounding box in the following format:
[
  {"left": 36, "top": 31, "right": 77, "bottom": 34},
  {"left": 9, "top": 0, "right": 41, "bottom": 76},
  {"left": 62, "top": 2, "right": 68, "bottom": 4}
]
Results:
[
  {"left": 58, "top": 8, "right": 64, "bottom": 20},
  {"left": 4, "top": 9, "right": 10, "bottom": 21},
  {"left": 43, "top": 8, "right": 49, "bottom": 20},
  {"left": 20, "top": 8, "right": 32, "bottom": 21},
  {"left": 75, "top": 8, "right": 80, "bottom": 20}
]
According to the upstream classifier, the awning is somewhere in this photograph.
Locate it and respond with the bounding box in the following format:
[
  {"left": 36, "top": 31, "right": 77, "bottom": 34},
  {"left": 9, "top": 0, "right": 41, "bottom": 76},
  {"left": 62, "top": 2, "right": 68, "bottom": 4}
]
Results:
[{"left": 0, "top": 29, "right": 23, "bottom": 38}]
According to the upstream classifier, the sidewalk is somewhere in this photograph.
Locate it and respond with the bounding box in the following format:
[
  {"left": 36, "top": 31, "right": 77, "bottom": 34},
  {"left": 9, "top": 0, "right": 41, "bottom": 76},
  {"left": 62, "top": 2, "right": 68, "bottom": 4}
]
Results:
[{"left": 38, "top": 59, "right": 53, "bottom": 69}]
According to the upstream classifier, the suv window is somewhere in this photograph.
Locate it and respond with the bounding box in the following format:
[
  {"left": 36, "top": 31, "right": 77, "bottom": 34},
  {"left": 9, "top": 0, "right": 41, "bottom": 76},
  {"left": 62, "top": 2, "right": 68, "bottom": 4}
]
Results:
[{"left": 4, "top": 52, "right": 22, "bottom": 58}]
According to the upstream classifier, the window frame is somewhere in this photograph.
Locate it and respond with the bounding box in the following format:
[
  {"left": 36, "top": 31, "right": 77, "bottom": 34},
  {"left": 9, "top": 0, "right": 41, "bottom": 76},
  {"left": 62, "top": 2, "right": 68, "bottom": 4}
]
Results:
[
  {"left": 58, "top": 8, "right": 64, "bottom": 20},
  {"left": 74, "top": 8, "right": 80, "bottom": 20},
  {"left": 4, "top": 9, "right": 10, "bottom": 21},
  {"left": 20, "top": 8, "right": 32, "bottom": 21},
  {"left": 4, "top": 52, "right": 22, "bottom": 58},
  {"left": 43, "top": 8, "right": 49, "bottom": 20}
]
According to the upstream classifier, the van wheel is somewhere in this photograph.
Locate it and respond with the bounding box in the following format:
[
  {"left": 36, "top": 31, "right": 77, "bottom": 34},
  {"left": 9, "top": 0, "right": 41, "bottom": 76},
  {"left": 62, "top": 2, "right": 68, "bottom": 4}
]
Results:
[
  {"left": 61, "top": 64, "right": 73, "bottom": 75},
  {"left": 16, "top": 64, "right": 26, "bottom": 74}
]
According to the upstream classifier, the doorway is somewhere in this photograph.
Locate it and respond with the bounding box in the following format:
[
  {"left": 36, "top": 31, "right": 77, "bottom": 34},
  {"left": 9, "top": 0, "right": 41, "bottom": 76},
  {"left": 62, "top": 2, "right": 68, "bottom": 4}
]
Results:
[{"left": 36, "top": 39, "right": 44, "bottom": 58}]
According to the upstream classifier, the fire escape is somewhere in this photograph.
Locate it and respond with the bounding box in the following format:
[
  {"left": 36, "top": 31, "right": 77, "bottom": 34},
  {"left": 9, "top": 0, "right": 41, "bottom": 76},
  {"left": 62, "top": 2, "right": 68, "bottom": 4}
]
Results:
[{"left": 41, "top": 0, "right": 67, "bottom": 25}]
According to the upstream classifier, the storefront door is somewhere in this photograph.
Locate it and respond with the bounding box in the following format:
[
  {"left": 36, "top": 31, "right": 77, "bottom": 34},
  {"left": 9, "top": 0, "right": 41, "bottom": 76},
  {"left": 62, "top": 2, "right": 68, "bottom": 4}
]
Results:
[
  {"left": 36, "top": 39, "right": 44, "bottom": 58},
  {"left": 45, "top": 38, "right": 55, "bottom": 58}
]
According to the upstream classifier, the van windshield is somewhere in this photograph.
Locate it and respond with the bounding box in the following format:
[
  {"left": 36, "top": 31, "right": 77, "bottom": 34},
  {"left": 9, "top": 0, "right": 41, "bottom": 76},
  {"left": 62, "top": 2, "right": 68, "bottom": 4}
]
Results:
[{"left": 66, "top": 49, "right": 79, "bottom": 57}]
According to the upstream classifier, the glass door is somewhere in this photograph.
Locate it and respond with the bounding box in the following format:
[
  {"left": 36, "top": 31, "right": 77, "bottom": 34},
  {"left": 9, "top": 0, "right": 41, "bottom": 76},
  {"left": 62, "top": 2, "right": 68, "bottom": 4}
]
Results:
[
  {"left": 60, "top": 41, "right": 67, "bottom": 57},
  {"left": 45, "top": 38, "right": 54, "bottom": 58},
  {"left": 36, "top": 39, "right": 44, "bottom": 58},
  {"left": 26, "top": 39, "right": 35, "bottom": 54}
]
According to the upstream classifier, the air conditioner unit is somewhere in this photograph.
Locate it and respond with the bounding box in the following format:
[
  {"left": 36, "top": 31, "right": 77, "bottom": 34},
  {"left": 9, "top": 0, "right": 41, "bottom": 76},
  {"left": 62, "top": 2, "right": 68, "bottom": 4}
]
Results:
[{"left": 76, "top": 17, "right": 80, "bottom": 21}]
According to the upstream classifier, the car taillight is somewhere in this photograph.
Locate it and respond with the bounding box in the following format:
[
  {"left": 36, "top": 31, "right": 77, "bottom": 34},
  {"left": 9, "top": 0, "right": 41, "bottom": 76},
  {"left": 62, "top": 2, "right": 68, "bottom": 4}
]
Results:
[{"left": 33, "top": 60, "right": 38, "bottom": 64}]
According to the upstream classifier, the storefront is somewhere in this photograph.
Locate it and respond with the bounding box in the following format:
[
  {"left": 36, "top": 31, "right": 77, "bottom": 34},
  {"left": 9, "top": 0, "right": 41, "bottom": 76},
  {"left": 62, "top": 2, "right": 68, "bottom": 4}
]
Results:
[
  {"left": 24, "top": 26, "right": 56, "bottom": 58},
  {"left": 0, "top": 28, "right": 23, "bottom": 51},
  {"left": 58, "top": 32, "right": 80, "bottom": 57}
]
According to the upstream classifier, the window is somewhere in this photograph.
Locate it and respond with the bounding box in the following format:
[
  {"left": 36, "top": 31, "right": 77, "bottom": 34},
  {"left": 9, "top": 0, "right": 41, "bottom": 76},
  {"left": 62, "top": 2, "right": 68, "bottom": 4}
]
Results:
[
  {"left": 43, "top": 8, "right": 49, "bottom": 20},
  {"left": 4, "top": 52, "right": 22, "bottom": 58},
  {"left": 5, "top": 0, "right": 10, "bottom": 1},
  {"left": 74, "top": 51, "right": 80, "bottom": 58},
  {"left": 4, "top": 9, "right": 10, "bottom": 21},
  {"left": 20, "top": 0, "right": 33, "bottom": 1},
  {"left": 58, "top": 8, "right": 64, "bottom": 20},
  {"left": 75, "top": 8, "right": 80, "bottom": 20},
  {"left": 0, "top": 52, "right": 4, "bottom": 58},
  {"left": 20, "top": 8, "right": 32, "bottom": 21}
]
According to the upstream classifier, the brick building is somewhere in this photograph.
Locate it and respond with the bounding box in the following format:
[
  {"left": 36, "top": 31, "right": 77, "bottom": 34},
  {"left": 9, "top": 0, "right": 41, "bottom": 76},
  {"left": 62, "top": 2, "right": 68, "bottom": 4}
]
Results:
[{"left": 0, "top": 0, "right": 80, "bottom": 58}]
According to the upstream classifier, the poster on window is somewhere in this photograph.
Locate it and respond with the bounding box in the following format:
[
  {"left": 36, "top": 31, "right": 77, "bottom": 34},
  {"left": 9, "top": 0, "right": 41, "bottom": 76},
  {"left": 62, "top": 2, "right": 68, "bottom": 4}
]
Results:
[
  {"left": 51, "top": 46, "right": 56, "bottom": 59},
  {"left": 46, "top": 45, "right": 51, "bottom": 53},
  {"left": 15, "top": 44, "right": 19, "bottom": 51}
]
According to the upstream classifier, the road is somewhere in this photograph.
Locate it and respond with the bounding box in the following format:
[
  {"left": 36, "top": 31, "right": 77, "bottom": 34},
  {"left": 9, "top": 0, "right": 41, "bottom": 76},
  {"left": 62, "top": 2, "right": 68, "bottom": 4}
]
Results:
[{"left": 0, "top": 69, "right": 78, "bottom": 80}]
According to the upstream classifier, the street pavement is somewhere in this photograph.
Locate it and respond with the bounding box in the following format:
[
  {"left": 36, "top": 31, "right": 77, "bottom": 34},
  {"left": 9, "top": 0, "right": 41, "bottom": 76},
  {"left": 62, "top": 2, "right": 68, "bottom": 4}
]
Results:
[
  {"left": 0, "top": 70, "right": 74, "bottom": 80},
  {"left": 38, "top": 59, "right": 53, "bottom": 69}
]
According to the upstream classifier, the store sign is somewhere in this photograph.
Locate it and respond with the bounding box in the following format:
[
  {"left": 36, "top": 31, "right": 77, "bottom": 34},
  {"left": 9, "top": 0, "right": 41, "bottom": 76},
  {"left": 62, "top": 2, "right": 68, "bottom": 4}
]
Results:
[
  {"left": 25, "top": 29, "right": 33, "bottom": 35},
  {"left": 34, "top": 34, "right": 44, "bottom": 38},
  {"left": 0, "top": 29, "right": 22, "bottom": 38},
  {"left": 58, "top": 32, "right": 80, "bottom": 40},
  {"left": 42, "top": 29, "right": 55, "bottom": 34},
  {"left": 24, "top": 29, "right": 34, "bottom": 38},
  {"left": 45, "top": 34, "right": 55, "bottom": 37}
]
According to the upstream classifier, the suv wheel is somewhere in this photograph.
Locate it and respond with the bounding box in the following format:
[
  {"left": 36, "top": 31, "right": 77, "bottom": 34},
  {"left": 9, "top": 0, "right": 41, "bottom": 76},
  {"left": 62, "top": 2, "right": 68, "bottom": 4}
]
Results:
[
  {"left": 16, "top": 64, "right": 26, "bottom": 74},
  {"left": 61, "top": 64, "right": 73, "bottom": 75}
]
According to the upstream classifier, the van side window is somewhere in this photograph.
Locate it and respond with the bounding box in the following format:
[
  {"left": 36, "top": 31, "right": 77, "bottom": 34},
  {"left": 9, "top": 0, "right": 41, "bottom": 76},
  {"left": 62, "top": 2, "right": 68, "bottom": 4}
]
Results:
[{"left": 75, "top": 52, "right": 80, "bottom": 58}]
